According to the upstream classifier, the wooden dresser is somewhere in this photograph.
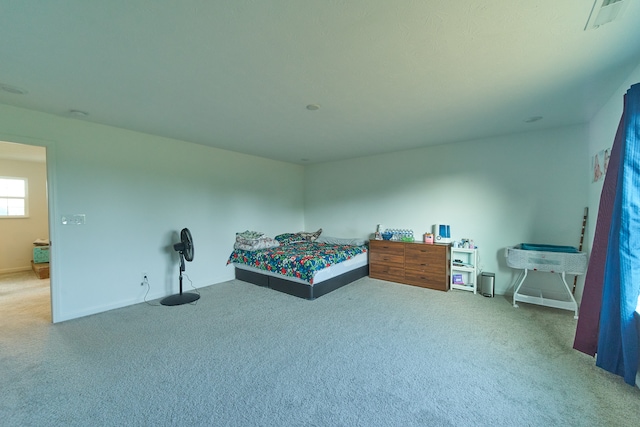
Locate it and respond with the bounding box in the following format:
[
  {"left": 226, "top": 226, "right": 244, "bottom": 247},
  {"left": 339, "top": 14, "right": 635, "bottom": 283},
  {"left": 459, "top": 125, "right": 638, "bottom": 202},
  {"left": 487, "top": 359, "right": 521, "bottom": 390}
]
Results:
[{"left": 369, "top": 240, "right": 450, "bottom": 291}]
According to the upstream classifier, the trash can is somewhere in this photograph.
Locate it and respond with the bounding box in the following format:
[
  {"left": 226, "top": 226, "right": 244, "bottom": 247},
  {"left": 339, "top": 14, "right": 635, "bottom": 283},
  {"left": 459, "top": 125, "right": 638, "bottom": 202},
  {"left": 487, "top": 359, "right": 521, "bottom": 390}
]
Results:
[{"left": 481, "top": 272, "right": 495, "bottom": 297}]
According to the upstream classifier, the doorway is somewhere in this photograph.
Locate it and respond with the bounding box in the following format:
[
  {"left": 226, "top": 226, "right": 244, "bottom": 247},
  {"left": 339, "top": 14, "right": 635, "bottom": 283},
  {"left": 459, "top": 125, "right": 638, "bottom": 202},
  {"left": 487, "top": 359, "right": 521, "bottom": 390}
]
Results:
[{"left": 0, "top": 140, "right": 51, "bottom": 325}]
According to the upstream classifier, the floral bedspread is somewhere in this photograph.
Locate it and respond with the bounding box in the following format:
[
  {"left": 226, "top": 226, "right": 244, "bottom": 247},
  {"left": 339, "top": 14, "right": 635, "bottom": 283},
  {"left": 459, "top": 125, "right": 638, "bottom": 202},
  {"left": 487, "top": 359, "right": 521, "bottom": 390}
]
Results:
[{"left": 227, "top": 242, "right": 368, "bottom": 284}]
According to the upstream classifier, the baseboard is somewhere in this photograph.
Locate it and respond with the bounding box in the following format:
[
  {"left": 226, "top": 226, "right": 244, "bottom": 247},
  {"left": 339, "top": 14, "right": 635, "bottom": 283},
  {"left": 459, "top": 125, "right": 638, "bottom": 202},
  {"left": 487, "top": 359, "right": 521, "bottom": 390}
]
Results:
[
  {"left": 0, "top": 266, "right": 32, "bottom": 275},
  {"left": 54, "top": 282, "right": 221, "bottom": 323}
]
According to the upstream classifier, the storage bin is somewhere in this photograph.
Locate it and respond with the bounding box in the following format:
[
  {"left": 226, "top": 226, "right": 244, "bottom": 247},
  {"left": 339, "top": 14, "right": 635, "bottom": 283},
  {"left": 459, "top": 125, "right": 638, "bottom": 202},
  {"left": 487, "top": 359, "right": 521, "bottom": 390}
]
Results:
[
  {"left": 31, "top": 260, "right": 49, "bottom": 279},
  {"left": 33, "top": 246, "right": 50, "bottom": 263}
]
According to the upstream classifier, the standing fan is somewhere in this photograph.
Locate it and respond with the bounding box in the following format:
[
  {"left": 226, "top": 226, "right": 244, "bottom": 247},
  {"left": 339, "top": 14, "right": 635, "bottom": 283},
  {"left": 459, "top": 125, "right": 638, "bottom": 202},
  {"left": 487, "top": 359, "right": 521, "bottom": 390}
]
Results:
[{"left": 161, "top": 228, "right": 200, "bottom": 306}]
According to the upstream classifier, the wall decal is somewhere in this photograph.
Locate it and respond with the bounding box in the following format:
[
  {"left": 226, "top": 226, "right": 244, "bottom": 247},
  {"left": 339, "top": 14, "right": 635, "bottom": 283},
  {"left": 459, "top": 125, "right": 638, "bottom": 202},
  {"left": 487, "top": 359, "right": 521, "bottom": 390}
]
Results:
[{"left": 592, "top": 148, "right": 610, "bottom": 183}]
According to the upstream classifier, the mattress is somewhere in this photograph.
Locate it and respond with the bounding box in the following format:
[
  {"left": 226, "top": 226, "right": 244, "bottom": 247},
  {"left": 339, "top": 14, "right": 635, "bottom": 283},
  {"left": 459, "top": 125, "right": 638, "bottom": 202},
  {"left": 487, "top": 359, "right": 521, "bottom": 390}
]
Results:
[
  {"left": 233, "top": 251, "right": 369, "bottom": 285},
  {"left": 518, "top": 243, "right": 579, "bottom": 253}
]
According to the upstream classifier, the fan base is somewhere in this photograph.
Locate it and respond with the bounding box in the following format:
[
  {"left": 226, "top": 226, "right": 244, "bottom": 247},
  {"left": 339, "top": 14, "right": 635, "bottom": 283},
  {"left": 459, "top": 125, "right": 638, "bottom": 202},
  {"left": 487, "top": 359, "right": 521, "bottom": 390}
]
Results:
[{"left": 160, "top": 292, "right": 200, "bottom": 306}]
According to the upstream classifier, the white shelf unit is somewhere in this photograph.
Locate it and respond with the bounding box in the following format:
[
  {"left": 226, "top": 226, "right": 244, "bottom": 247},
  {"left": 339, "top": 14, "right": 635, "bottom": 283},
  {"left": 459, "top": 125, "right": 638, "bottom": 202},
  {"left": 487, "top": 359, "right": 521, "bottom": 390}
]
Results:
[{"left": 450, "top": 248, "right": 478, "bottom": 294}]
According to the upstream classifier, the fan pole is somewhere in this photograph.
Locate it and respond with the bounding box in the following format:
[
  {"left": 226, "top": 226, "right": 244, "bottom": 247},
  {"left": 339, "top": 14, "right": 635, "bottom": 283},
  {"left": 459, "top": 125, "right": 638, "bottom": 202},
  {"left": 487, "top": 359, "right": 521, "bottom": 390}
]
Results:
[{"left": 160, "top": 252, "right": 200, "bottom": 306}]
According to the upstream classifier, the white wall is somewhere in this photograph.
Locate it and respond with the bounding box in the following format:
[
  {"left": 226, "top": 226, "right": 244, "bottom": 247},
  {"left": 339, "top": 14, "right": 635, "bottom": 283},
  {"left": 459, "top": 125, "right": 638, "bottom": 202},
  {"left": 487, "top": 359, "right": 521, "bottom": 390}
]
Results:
[
  {"left": 0, "top": 157, "right": 48, "bottom": 272},
  {"left": 586, "top": 62, "right": 640, "bottom": 248},
  {"left": 0, "top": 104, "right": 305, "bottom": 322},
  {"left": 304, "top": 125, "right": 589, "bottom": 296},
  {"left": 3, "top": 59, "right": 637, "bottom": 322}
]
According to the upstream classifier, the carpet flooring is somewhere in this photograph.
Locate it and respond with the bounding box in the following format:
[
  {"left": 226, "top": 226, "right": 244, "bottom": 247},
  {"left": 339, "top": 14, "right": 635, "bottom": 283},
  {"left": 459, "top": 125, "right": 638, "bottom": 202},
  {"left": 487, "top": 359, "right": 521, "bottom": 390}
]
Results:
[{"left": 1, "top": 274, "right": 639, "bottom": 426}]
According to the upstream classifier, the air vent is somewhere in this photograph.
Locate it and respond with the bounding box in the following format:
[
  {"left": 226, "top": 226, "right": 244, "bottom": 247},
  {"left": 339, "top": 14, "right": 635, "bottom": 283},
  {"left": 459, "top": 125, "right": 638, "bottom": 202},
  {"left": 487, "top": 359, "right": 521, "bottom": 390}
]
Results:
[{"left": 584, "top": 0, "right": 630, "bottom": 30}]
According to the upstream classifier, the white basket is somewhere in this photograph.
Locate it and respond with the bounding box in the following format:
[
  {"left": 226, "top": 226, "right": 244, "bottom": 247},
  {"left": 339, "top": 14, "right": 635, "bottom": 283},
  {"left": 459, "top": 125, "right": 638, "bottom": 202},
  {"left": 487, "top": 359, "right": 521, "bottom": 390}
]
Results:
[{"left": 505, "top": 246, "right": 587, "bottom": 275}]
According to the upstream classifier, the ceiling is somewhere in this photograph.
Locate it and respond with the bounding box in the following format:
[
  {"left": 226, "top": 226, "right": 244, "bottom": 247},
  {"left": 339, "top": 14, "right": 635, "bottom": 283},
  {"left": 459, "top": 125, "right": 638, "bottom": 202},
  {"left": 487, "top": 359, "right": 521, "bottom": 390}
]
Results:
[{"left": 1, "top": 1, "right": 639, "bottom": 165}]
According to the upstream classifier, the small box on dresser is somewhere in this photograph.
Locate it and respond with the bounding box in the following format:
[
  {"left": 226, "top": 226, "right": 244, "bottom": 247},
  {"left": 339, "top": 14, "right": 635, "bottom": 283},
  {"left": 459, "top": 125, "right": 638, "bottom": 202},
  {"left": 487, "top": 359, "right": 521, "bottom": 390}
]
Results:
[{"left": 369, "top": 240, "right": 450, "bottom": 291}]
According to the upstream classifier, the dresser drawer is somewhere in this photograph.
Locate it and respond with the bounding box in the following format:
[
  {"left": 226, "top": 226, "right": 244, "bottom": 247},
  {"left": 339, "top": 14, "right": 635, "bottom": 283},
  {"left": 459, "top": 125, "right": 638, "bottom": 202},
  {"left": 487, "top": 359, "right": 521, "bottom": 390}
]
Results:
[
  {"left": 404, "top": 269, "right": 448, "bottom": 290},
  {"left": 405, "top": 255, "right": 442, "bottom": 270},
  {"left": 405, "top": 244, "right": 445, "bottom": 258},
  {"left": 370, "top": 264, "right": 405, "bottom": 282},
  {"left": 369, "top": 240, "right": 404, "bottom": 265},
  {"left": 369, "top": 240, "right": 404, "bottom": 255},
  {"left": 370, "top": 251, "right": 404, "bottom": 266},
  {"left": 405, "top": 264, "right": 442, "bottom": 277}
]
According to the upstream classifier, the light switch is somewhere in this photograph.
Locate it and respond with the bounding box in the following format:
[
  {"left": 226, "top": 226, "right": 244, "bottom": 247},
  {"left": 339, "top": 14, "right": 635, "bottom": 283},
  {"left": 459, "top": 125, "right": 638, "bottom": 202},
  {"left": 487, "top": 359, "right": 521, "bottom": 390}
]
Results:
[{"left": 61, "top": 214, "right": 86, "bottom": 225}]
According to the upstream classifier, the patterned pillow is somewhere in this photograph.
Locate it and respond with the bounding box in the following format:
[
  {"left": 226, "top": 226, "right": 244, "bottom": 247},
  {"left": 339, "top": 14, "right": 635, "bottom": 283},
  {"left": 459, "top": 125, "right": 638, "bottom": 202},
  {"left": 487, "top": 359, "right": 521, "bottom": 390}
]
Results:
[
  {"left": 236, "top": 230, "right": 264, "bottom": 240},
  {"left": 275, "top": 229, "right": 323, "bottom": 245},
  {"left": 299, "top": 228, "right": 323, "bottom": 242},
  {"left": 234, "top": 236, "right": 280, "bottom": 251},
  {"left": 274, "top": 233, "right": 306, "bottom": 245},
  {"left": 316, "top": 236, "right": 366, "bottom": 246}
]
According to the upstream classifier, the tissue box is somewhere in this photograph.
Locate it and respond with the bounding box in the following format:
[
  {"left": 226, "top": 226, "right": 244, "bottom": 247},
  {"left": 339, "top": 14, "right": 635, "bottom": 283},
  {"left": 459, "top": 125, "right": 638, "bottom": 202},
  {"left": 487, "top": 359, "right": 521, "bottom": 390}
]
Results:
[{"left": 33, "top": 246, "right": 50, "bottom": 263}]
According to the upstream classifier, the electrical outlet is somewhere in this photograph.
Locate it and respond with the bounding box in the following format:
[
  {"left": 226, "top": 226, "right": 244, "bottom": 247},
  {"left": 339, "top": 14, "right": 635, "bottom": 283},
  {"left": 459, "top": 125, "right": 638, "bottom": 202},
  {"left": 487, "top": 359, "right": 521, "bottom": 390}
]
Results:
[{"left": 140, "top": 272, "right": 148, "bottom": 286}]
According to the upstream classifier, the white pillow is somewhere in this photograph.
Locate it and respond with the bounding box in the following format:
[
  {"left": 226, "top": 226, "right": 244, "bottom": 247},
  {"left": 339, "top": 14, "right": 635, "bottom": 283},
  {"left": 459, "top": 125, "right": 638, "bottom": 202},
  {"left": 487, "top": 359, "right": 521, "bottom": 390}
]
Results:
[{"left": 315, "top": 236, "right": 367, "bottom": 246}]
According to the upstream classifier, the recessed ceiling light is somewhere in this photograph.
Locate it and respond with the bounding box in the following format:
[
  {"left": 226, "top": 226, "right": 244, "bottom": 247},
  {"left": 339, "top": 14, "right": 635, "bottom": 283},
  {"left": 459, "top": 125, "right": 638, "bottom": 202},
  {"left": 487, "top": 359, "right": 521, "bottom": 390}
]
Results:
[
  {"left": 68, "top": 109, "right": 89, "bottom": 118},
  {"left": 0, "top": 83, "right": 28, "bottom": 95},
  {"left": 524, "top": 116, "right": 543, "bottom": 123},
  {"left": 306, "top": 104, "right": 320, "bottom": 111}
]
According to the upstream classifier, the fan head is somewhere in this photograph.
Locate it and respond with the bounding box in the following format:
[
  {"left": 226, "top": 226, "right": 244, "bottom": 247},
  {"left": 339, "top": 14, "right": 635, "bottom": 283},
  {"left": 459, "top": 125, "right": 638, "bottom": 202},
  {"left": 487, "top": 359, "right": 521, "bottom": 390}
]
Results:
[{"left": 173, "top": 228, "right": 194, "bottom": 262}]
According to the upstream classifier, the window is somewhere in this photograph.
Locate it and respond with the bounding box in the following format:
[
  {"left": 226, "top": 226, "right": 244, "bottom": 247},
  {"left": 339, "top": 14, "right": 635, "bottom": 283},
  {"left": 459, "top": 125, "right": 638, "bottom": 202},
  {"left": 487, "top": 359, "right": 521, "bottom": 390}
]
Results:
[{"left": 0, "top": 177, "right": 27, "bottom": 217}]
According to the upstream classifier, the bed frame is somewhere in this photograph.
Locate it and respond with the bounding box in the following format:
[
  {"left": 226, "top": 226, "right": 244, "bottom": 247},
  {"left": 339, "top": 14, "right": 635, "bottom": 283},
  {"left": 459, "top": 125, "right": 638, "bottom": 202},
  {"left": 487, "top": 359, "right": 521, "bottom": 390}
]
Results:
[{"left": 235, "top": 264, "right": 369, "bottom": 299}]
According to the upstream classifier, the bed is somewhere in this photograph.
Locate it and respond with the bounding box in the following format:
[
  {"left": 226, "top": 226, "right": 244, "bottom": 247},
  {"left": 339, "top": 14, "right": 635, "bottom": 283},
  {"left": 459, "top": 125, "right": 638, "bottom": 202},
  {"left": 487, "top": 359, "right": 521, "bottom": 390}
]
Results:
[
  {"left": 227, "top": 232, "right": 369, "bottom": 299},
  {"left": 505, "top": 243, "right": 588, "bottom": 319}
]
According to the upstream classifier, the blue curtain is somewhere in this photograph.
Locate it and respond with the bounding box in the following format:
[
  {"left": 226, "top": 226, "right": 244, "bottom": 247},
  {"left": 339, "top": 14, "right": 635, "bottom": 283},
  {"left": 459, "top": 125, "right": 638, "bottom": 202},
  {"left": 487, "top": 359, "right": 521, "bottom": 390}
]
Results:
[{"left": 596, "top": 82, "right": 640, "bottom": 385}]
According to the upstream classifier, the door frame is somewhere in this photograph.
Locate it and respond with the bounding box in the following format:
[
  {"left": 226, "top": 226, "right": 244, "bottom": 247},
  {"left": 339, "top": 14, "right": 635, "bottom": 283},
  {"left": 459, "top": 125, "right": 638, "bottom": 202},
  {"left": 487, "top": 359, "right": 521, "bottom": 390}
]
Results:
[{"left": 0, "top": 134, "right": 60, "bottom": 323}]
